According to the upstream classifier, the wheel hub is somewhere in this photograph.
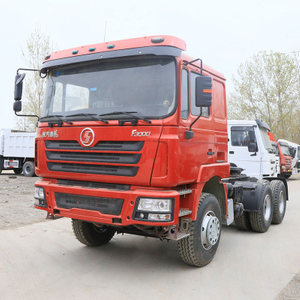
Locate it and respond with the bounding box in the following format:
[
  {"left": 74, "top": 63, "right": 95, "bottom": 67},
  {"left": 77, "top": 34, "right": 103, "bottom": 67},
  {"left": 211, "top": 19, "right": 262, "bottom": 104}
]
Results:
[
  {"left": 201, "top": 211, "right": 220, "bottom": 250},
  {"left": 263, "top": 194, "right": 272, "bottom": 221},
  {"left": 279, "top": 190, "right": 285, "bottom": 214}
]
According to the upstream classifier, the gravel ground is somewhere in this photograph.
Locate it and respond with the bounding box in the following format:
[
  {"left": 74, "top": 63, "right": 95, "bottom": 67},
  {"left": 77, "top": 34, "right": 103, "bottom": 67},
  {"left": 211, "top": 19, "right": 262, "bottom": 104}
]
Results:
[{"left": 0, "top": 170, "right": 50, "bottom": 230}]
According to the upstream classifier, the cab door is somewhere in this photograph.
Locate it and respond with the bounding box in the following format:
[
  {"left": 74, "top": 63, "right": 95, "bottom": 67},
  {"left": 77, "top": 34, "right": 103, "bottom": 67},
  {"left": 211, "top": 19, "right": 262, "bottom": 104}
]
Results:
[{"left": 228, "top": 125, "right": 261, "bottom": 178}]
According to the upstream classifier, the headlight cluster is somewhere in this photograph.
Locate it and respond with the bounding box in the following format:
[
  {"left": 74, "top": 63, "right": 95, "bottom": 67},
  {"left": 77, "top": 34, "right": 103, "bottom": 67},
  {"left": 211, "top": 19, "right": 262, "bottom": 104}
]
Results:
[
  {"left": 34, "top": 187, "right": 47, "bottom": 207},
  {"left": 134, "top": 198, "right": 173, "bottom": 222}
]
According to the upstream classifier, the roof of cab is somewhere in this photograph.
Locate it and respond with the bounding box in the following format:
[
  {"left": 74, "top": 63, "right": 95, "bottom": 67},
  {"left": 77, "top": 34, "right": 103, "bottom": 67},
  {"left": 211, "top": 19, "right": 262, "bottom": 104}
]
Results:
[{"left": 44, "top": 35, "right": 186, "bottom": 62}]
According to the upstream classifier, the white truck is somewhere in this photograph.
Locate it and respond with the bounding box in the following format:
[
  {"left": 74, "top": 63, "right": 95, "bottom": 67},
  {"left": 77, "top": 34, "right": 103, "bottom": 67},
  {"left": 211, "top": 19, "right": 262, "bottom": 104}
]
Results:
[
  {"left": 228, "top": 120, "right": 277, "bottom": 179},
  {"left": 0, "top": 129, "right": 36, "bottom": 176},
  {"left": 278, "top": 139, "right": 300, "bottom": 175}
]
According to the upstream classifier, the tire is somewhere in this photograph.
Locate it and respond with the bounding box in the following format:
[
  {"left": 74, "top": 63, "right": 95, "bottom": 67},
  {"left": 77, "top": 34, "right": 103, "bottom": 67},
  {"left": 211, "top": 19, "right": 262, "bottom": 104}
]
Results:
[
  {"left": 249, "top": 182, "right": 273, "bottom": 233},
  {"left": 13, "top": 168, "right": 22, "bottom": 175},
  {"left": 270, "top": 180, "right": 287, "bottom": 224},
  {"left": 72, "top": 219, "right": 115, "bottom": 247},
  {"left": 22, "top": 161, "right": 35, "bottom": 177},
  {"left": 178, "top": 193, "right": 221, "bottom": 267},
  {"left": 234, "top": 212, "right": 251, "bottom": 231}
]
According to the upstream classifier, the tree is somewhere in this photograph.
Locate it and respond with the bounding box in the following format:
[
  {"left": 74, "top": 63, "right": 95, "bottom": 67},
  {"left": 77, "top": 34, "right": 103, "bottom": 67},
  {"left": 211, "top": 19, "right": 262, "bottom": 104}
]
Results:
[
  {"left": 227, "top": 51, "right": 300, "bottom": 142},
  {"left": 16, "top": 25, "right": 55, "bottom": 131}
]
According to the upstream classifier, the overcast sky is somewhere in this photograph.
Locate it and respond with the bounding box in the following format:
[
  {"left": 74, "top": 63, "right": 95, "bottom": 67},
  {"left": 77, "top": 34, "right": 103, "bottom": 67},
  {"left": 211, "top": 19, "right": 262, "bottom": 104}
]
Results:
[{"left": 1, "top": 0, "right": 299, "bottom": 130}]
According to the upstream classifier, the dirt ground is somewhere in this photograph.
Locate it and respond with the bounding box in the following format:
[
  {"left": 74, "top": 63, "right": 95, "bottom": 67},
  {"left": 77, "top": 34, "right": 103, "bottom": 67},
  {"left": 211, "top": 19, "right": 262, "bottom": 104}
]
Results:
[{"left": 0, "top": 170, "right": 51, "bottom": 230}]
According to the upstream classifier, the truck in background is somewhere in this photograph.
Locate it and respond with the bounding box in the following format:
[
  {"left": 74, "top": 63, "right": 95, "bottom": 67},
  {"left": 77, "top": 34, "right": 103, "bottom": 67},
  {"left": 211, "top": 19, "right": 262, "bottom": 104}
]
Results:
[
  {"left": 0, "top": 129, "right": 36, "bottom": 176},
  {"left": 278, "top": 139, "right": 300, "bottom": 175},
  {"left": 13, "top": 35, "right": 288, "bottom": 267},
  {"left": 268, "top": 133, "right": 292, "bottom": 179},
  {"left": 228, "top": 119, "right": 277, "bottom": 179},
  {"left": 270, "top": 141, "right": 280, "bottom": 176}
]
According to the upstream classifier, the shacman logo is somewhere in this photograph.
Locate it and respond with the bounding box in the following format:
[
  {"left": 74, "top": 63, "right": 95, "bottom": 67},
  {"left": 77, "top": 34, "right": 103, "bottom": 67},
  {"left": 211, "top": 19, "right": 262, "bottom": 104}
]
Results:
[
  {"left": 80, "top": 128, "right": 95, "bottom": 147},
  {"left": 131, "top": 130, "right": 151, "bottom": 137}
]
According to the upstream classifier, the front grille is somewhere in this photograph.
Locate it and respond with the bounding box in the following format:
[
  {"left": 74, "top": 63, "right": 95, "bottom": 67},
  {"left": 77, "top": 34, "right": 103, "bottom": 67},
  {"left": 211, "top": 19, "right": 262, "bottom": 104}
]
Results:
[
  {"left": 47, "top": 162, "right": 138, "bottom": 176},
  {"left": 55, "top": 192, "right": 123, "bottom": 215},
  {"left": 45, "top": 151, "right": 141, "bottom": 164},
  {"left": 56, "top": 179, "right": 130, "bottom": 190},
  {"left": 45, "top": 140, "right": 144, "bottom": 151},
  {"left": 45, "top": 140, "right": 144, "bottom": 177}
]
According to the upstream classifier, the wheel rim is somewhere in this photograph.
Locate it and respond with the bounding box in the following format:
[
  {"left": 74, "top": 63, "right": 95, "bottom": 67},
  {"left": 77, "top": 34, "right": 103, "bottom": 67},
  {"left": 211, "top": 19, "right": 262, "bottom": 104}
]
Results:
[
  {"left": 25, "top": 165, "right": 31, "bottom": 174},
  {"left": 201, "top": 210, "right": 220, "bottom": 250},
  {"left": 278, "top": 190, "right": 285, "bottom": 214},
  {"left": 263, "top": 194, "right": 272, "bottom": 221}
]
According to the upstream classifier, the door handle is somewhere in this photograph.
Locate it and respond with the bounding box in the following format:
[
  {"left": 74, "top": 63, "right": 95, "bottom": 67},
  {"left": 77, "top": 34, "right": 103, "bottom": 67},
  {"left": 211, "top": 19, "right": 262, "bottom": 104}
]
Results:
[{"left": 229, "top": 151, "right": 234, "bottom": 154}]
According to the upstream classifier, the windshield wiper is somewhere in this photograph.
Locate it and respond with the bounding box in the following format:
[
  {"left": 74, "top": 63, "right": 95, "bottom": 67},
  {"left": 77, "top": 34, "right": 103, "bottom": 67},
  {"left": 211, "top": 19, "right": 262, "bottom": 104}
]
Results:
[
  {"left": 40, "top": 115, "right": 73, "bottom": 126},
  {"left": 66, "top": 113, "right": 108, "bottom": 124},
  {"left": 98, "top": 111, "right": 151, "bottom": 125}
]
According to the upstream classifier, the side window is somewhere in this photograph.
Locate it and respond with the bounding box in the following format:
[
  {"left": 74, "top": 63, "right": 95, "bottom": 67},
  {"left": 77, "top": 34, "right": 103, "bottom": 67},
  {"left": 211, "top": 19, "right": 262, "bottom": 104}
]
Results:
[
  {"left": 191, "top": 72, "right": 210, "bottom": 117},
  {"left": 181, "top": 69, "right": 189, "bottom": 119},
  {"left": 231, "top": 126, "right": 257, "bottom": 147},
  {"left": 65, "top": 84, "right": 89, "bottom": 111}
]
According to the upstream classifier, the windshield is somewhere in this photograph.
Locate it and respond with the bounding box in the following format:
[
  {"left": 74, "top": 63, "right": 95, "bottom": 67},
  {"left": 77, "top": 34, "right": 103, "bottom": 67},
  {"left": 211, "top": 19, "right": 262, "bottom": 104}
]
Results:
[
  {"left": 280, "top": 144, "right": 291, "bottom": 156},
  {"left": 41, "top": 56, "right": 176, "bottom": 120},
  {"left": 259, "top": 127, "right": 273, "bottom": 153}
]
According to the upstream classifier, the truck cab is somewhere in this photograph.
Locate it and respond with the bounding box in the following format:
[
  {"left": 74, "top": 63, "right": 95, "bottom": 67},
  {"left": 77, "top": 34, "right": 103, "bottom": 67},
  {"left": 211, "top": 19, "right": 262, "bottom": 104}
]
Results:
[
  {"left": 228, "top": 119, "right": 276, "bottom": 179},
  {"left": 278, "top": 139, "right": 300, "bottom": 175},
  {"left": 277, "top": 141, "right": 292, "bottom": 178}
]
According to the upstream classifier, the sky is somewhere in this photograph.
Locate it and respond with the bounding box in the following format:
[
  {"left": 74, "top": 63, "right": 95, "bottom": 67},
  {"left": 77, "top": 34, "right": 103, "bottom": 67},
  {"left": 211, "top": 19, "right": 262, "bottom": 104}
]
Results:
[{"left": 1, "top": 0, "right": 300, "bottom": 130}]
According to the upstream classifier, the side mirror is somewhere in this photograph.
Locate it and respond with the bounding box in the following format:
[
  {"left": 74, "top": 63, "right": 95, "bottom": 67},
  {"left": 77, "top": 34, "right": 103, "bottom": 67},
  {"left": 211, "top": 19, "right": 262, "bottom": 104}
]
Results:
[
  {"left": 13, "top": 101, "right": 22, "bottom": 112},
  {"left": 248, "top": 142, "right": 258, "bottom": 153},
  {"left": 195, "top": 76, "right": 212, "bottom": 107},
  {"left": 14, "top": 73, "right": 26, "bottom": 100}
]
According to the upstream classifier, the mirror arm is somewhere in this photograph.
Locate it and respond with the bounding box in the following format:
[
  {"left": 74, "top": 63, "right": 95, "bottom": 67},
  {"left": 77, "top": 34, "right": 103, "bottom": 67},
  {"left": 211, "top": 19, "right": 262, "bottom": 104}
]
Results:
[
  {"left": 16, "top": 68, "right": 40, "bottom": 75},
  {"left": 184, "top": 58, "right": 203, "bottom": 75},
  {"left": 14, "top": 111, "right": 39, "bottom": 121}
]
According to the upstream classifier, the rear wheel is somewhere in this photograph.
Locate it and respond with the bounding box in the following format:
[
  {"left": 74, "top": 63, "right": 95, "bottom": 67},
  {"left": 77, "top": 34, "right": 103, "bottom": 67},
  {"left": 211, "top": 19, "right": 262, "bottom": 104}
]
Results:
[
  {"left": 234, "top": 212, "right": 251, "bottom": 231},
  {"left": 249, "top": 182, "right": 273, "bottom": 233},
  {"left": 178, "top": 193, "right": 221, "bottom": 267},
  {"left": 271, "top": 180, "right": 287, "bottom": 224},
  {"left": 72, "top": 219, "right": 116, "bottom": 246},
  {"left": 23, "top": 161, "right": 35, "bottom": 177}
]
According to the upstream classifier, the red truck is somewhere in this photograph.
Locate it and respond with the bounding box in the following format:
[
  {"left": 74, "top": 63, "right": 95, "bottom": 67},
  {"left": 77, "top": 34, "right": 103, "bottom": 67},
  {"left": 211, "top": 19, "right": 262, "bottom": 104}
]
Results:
[
  {"left": 268, "top": 133, "right": 292, "bottom": 178},
  {"left": 13, "top": 36, "right": 288, "bottom": 267}
]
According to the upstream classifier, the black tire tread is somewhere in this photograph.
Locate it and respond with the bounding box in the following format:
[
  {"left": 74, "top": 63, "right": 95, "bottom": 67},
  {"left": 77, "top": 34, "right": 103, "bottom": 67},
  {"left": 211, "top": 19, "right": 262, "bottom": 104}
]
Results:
[
  {"left": 249, "top": 181, "right": 273, "bottom": 233},
  {"left": 270, "top": 180, "right": 286, "bottom": 224},
  {"left": 72, "top": 219, "right": 115, "bottom": 247},
  {"left": 234, "top": 212, "right": 251, "bottom": 231},
  {"left": 178, "top": 193, "right": 220, "bottom": 267}
]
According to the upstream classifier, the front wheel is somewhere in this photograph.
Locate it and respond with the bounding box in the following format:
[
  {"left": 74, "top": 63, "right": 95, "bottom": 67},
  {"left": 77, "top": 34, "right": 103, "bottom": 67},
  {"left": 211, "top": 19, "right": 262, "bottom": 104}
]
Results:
[
  {"left": 178, "top": 193, "right": 221, "bottom": 267},
  {"left": 72, "top": 219, "right": 116, "bottom": 246}
]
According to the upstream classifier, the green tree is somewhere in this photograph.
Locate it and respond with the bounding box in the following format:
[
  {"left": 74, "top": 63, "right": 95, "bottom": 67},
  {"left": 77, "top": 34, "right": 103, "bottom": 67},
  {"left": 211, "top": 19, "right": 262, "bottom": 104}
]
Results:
[
  {"left": 228, "top": 51, "right": 300, "bottom": 141},
  {"left": 16, "top": 25, "right": 55, "bottom": 131}
]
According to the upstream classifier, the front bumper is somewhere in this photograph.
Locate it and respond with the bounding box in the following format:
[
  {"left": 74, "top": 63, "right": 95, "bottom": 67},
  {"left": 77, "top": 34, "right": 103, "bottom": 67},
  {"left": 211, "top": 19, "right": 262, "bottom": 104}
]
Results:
[{"left": 34, "top": 179, "right": 180, "bottom": 226}]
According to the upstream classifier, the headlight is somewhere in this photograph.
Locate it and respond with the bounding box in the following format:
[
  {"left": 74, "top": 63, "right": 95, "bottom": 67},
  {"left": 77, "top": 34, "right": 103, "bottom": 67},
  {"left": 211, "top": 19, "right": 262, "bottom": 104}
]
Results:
[
  {"left": 137, "top": 198, "right": 172, "bottom": 212},
  {"left": 34, "top": 186, "right": 47, "bottom": 207},
  {"left": 35, "top": 187, "right": 45, "bottom": 199},
  {"left": 134, "top": 198, "right": 174, "bottom": 222}
]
